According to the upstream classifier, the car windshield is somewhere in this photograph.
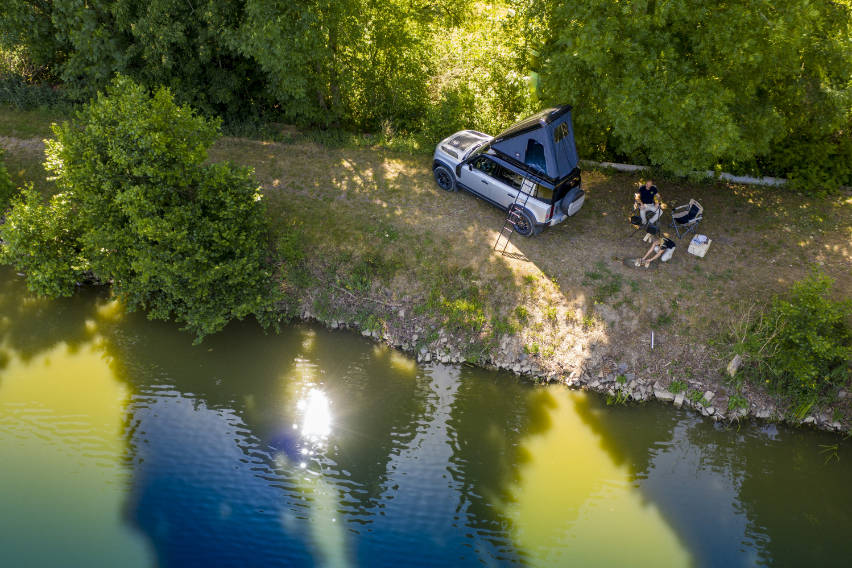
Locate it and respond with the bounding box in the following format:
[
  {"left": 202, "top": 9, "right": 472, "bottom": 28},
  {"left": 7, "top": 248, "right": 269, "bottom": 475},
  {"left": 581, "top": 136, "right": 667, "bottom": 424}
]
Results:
[{"left": 464, "top": 142, "right": 487, "bottom": 160}]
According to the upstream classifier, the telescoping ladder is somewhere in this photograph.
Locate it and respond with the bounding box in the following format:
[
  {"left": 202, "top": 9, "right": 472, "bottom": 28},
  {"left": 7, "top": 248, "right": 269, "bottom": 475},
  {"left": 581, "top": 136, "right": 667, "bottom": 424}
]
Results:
[{"left": 493, "top": 178, "right": 535, "bottom": 256}]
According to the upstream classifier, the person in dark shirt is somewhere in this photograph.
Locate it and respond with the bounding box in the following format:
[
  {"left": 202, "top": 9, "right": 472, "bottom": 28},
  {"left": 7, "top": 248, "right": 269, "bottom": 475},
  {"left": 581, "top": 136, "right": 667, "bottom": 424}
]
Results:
[
  {"left": 636, "top": 234, "right": 676, "bottom": 267},
  {"left": 633, "top": 179, "right": 661, "bottom": 224}
]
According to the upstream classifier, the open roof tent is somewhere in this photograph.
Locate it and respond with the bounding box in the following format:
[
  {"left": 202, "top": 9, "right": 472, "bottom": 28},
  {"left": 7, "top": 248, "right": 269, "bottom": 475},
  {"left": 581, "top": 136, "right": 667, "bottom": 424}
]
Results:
[{"left": 489, "top": 105, "right": 579, "bottom": 183}]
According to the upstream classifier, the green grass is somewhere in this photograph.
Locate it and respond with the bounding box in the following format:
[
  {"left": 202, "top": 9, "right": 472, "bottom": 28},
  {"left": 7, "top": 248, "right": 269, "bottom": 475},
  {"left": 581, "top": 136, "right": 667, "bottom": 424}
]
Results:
[
  {"left": 669, "top": 380, "right": 687, "bottom": 394},
  {"left": 728, "top": 393, "right": 748, "bottom": 412},
  {"left": 0, "top": 106, "right": 64, "bottom": 139},
  {"left": 583, "top": 261, "right": 624, "bottom": 303}
]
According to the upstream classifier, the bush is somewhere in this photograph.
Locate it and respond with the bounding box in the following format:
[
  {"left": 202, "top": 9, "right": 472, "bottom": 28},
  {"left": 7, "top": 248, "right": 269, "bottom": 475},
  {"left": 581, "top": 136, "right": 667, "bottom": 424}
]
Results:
[
  {"left": 1, "top": 76, "right": 280, "bottom": 341},
  {"left": 0, "top": 147, "right": 14, "bottom": 212},
  {"left": 0, "top": 185, "right": 88, "bottom": 296},
  {"left": 733, "top": 270, "right": 852, "bottom": 405}
]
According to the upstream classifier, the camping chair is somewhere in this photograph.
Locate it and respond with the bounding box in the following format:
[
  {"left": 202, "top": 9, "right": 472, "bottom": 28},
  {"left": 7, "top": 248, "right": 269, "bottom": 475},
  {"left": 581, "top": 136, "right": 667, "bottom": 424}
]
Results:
[
  {"left": 670, "top": 199, "right": 703, "bottom": 238},
  {"left": 629, "top": 204, "right": 663, "bottom": 239}
]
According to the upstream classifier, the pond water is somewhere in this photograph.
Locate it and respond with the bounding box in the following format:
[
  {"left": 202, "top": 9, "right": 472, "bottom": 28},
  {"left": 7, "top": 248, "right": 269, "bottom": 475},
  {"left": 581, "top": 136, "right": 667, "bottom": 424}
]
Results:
[{"left": 1, "top": 267, "right": 850, "bottom": 567}]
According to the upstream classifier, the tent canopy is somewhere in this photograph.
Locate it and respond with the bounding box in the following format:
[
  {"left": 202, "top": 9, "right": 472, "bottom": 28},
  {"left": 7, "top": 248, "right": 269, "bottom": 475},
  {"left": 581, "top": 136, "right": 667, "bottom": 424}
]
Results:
[{"left": 489, "top": 105, "right": 579, "bottom": 182}]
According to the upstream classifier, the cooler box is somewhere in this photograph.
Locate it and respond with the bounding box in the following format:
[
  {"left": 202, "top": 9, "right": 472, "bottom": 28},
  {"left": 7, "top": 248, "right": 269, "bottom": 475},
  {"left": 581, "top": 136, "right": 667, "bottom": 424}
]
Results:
[{"left": 688, "top": 235, "right": 711, "bottom": 257}]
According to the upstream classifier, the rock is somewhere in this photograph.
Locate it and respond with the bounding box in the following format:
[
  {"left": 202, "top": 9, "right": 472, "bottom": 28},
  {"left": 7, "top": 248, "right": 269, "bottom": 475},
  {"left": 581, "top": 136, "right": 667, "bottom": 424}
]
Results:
[
  {"left": 412, "top": 334, "right": 419, "bottom": 341},
  {"left": 727, "top": 354, "right": 742, "bottom": 377},
  {"left": 674, "top": 393, "right": 685, "bottom": 408},
  {"left": 831, "top": 421, "right": 843, "bottom": 431},
  {"left": 331, "top": 321, "right": 339, "bottom": 329},
  {"left": 617, "top": 363, "right": 628, "bottom": 374},
  {"left": 705, "top": 406, "right": 715, "bottom": 416},
  {"left": 839, "top": 390, "right": 848, "bottom": 400},
  {"left": 803, "top": 416, "right": 816, "bottom": 425},
  {"left": 440, "top": 355, "right": 450, "bottom": 363},
  {"left": 424, "top": 353, "right": 432, "bottom": 363},
  {"left": 590, "top": 380, "right": 601, "bottom": 388},
  {"left": 754, "top": 408, "right": 771, "bottom": 419},
  {"left": 625, "top": 373, "right": 636, "bottom": 382},
  {"left": 703, "top": 391, "right": 715, "bottom": 403},
  {"left": 655, "top": 389, "right": 675, "bottom": 402},
  {"left": 398, "top": 309, "right": 405, "bottom": 318},
  {"left": 361, "top": 329, "right": 371, "bottom": 337}
]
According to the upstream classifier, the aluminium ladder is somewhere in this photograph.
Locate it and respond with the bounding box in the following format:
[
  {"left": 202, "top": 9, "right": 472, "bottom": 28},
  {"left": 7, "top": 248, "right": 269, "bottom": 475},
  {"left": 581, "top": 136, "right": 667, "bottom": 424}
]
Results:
[{"left": 493, "top": 178, "right": 535, "bottom": 256}]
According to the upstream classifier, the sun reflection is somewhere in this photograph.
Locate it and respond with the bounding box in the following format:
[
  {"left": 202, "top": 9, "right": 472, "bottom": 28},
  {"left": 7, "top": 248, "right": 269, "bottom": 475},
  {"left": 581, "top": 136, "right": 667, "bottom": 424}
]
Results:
[{"left": 297, "top": 388, "right": 332, "bottom": 442}]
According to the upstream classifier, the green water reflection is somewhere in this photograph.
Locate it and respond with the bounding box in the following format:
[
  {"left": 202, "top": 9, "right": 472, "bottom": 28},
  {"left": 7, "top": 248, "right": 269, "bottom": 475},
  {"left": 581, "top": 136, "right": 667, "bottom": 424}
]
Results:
[{"left": 1, "top": 266, "right": 851, "bottom": 567}]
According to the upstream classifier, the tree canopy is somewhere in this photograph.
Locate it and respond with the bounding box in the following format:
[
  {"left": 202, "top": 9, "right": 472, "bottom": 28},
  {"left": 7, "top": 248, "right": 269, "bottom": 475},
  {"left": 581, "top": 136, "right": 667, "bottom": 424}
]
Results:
[
  {"left": 1, "top": 0, "right": 850, "bottom": 187},
  {"left": 0, "top": 76, "right": 278, "bottom": 340}
]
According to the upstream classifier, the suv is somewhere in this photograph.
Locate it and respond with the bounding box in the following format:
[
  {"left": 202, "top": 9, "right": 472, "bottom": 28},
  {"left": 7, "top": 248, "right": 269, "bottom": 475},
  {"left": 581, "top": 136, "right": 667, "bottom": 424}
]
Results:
[{"left": 432, "top": 105, "right": 585, "bottom": 236}]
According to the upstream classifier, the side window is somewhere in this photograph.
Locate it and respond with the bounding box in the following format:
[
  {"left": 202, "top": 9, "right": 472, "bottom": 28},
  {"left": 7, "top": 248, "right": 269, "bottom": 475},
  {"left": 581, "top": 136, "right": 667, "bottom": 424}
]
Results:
[
  {"left": 472, "top": 156, "right": 497, "bottom": 177},
  {"left": 533, "top": 184, "right": 554, "bottom": 203},
  {"left": 495, "top": 166, "right": 522, "bottom": 190}
]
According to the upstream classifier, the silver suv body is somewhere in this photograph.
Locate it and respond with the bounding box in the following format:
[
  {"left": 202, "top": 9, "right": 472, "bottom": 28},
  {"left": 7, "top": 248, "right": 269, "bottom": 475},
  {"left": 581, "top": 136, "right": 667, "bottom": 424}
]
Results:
[{"left": 432, "top": 105, "right": 585, "bottom": 236}]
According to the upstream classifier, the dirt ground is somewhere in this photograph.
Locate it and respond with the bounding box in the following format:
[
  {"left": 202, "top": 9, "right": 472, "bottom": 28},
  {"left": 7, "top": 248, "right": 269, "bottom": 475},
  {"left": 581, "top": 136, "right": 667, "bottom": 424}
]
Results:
[{"left": 4, "top": 131, "right": 851, "bottom": 427}]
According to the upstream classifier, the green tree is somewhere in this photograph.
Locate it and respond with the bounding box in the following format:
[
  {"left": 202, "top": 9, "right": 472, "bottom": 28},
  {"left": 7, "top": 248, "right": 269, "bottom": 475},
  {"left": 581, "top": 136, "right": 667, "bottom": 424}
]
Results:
[
  {"left": 234, "top": 0, "right": 435, "bottom": 129},
  {"left": 735, "top": 270, "right": 852, "bottom": 405},
  {"left": 534, "top": 0, "right": 852, "bottom": 183},
  {"left": 1, "top": 76, "right": 279, "bottom": 340},
  {"left": 0, "top": 185, "right": 87, "bottom": 296},
  {"left": 0, "top": 148, "right": 14, "bottom": 211}
]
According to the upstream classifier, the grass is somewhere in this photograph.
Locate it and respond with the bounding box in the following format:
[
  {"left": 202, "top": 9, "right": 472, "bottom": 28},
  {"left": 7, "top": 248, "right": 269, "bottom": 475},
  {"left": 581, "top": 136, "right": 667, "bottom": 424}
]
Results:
[
  {"left": 582, "top": 261, "right": 624, "bottom": 303},
  {"left": 0, "top": 105, "right": 64, "bottom": 139}
]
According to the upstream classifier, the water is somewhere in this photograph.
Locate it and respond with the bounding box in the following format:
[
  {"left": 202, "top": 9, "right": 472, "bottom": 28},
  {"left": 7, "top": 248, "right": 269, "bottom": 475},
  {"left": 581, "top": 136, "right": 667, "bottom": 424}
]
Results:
[{"left": 1, "top": 266, "right": 850, "bottom": 567}]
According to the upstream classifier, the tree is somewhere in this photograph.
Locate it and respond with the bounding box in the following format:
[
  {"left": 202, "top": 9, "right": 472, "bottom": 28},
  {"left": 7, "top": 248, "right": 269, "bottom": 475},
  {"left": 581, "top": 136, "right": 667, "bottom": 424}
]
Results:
[
  {"left": 533, "top": 0, "right": 852, "bottom": 183},
  {"left": 0, "top": 148, "right": 14, "bottom": 212},
  {"left": 1, "top": 76, "right": 279, "bottom": 340}
]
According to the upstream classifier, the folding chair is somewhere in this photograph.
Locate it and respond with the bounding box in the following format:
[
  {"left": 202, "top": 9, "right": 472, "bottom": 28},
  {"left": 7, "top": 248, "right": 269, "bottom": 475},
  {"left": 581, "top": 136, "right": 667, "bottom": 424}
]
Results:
[
  {"left": 630, "top": 204, "right": 662, "bottom": 240},
  {"left": 670, "top": 199, "right": 703, "bottom": 238}
]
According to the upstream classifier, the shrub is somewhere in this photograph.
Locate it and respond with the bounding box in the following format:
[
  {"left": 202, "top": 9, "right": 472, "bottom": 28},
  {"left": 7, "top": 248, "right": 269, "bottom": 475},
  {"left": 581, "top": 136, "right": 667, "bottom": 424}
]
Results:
[
  {"left": 0, "top": 147, "right": 14, "bottom": 212},
  {"left": 1, "top": 76, "right": 280, "bottom": 341},
  {"left": 0, "top": 184, "right": 88, "bottom": 296},
  {"left": 734, "top": 270, "right": 852, "bottom": 404}
]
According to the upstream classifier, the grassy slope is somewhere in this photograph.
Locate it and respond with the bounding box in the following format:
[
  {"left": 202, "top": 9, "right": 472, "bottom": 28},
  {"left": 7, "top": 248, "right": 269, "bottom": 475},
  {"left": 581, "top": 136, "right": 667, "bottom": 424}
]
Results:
[{"left": 3, "top": 107, "right": 851, "bottom": 420}]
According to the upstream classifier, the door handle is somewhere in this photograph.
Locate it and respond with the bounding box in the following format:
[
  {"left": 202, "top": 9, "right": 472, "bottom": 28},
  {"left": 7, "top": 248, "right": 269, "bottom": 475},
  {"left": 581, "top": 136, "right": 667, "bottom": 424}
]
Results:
[
  {"left": 481, "top": 180, "right": 489, "bottom": 185},
  {"left": 507, "top": 193, "right": 516, "bottom": 198}
]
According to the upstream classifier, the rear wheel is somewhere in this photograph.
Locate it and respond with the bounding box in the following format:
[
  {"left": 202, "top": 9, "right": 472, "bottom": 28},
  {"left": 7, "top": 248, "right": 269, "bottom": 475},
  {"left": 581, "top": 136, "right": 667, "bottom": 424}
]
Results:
[
  {"left": 433, "top": 164, "right": 456, "bottom": 191},
  {"left": 511, "top": 208, "right": 539, "bottom": 237}
]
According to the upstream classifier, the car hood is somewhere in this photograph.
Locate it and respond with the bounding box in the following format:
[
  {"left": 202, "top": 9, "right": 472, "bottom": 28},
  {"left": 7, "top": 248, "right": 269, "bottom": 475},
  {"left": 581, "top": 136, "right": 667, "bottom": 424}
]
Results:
[{"left": 441, "top": 130, "right": 492, "bottom": 158}]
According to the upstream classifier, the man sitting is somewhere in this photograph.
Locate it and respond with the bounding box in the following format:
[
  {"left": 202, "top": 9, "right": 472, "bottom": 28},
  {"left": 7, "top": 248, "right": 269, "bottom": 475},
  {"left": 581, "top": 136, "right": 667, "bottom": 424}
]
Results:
[{"left": 633, "top": 179, "right": 661, "bottom": 224}]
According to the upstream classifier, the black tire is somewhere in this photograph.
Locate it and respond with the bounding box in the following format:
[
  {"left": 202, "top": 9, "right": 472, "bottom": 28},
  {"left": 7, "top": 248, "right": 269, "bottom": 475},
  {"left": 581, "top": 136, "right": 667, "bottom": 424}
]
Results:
[
  {"left": 511, "top": 208, "right": 539, "bottom": 237},
  {"left": 433, "top": 164, "right": 456, "bottom": 191}
]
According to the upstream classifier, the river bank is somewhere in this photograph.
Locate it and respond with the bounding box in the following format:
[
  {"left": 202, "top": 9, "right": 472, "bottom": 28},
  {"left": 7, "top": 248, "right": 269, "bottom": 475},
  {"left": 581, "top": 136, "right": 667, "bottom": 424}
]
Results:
[
  {"left": 207, "top": 134, "right": 850, "bottom": 434},
  {"left": 2, "top": 117, "right": 850, "bottom": 434}
]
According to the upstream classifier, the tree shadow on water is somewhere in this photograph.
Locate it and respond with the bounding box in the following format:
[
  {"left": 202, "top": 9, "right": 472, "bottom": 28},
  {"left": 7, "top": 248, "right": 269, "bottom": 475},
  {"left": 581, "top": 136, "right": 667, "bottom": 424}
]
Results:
[{"left": 0, "top": 266, "right": 107, "bottom": 366}]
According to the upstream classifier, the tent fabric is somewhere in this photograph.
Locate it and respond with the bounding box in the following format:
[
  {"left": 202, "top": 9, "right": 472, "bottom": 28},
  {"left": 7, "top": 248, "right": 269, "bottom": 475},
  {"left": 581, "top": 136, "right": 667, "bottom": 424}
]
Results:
[{"left": 489, "top": 105, "right": 579, "bottom": 182}]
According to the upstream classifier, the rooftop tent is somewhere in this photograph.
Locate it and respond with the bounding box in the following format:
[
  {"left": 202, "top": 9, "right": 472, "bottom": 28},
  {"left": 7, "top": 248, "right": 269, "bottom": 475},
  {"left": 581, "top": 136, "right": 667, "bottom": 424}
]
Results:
[{"left": 489, "top": 105, "right": 579, "bottom": 182}]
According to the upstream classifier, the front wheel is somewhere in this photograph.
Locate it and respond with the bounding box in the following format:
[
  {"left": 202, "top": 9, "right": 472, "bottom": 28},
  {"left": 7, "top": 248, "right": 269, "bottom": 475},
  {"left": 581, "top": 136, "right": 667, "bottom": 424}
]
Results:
[
  {"left": 433, "top": 164, "right": 456, "bottom": 191},
  {"left": 511, "top": 208, "right": 539, "bottom": 237}
]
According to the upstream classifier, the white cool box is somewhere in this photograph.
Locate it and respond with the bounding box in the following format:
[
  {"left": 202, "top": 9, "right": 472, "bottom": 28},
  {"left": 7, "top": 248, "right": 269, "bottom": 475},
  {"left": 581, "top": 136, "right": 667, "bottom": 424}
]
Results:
[{"left": 688, "top": 234, "right": 712, "bottom": 257}]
